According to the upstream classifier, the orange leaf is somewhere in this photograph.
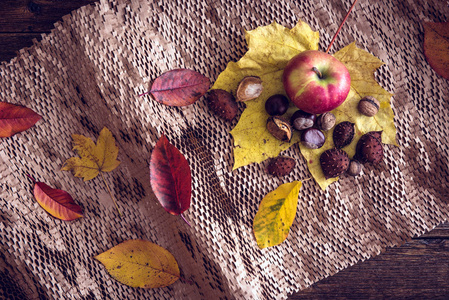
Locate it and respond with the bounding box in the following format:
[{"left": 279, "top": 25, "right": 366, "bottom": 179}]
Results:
[
  {"left": 0, "top": 102, "right": 41, "bottom": 138},
  {"left": 31, "top": 179, "right": 83, "bottom": 221},
  {"left": 423, "top": 22, "right": 449, "bottom": 80}
]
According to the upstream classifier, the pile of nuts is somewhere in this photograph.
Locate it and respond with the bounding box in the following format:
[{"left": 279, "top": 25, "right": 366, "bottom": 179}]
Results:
[
  {"left": 205, "top": 76, "right": 384, "bottom": 182},
  {"left": 263, "top": 91, "right": 383, "bottom": 180}
]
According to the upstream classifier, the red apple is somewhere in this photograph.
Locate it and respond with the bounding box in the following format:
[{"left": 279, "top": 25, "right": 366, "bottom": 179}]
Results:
[{"left": 282, "top": 50, "right": 351, "bottom": 114}]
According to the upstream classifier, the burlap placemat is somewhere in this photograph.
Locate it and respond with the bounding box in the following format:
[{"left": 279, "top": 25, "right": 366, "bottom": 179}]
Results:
[{"left": 0, "top": 0, "right": 448, "bottom": 299}]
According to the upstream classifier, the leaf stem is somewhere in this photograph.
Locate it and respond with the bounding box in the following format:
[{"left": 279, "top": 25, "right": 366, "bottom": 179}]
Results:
[
  {"left": 325, "top": 0, "right": 360, "bottom": 54},
  {"left": 180, "top": 214, "right": 191, "bottom": 227},
  {"left": 26, "top": 173, "right": 36, "bottom": 183},
  {"left": 100, "top": 172, "right": 122, "bottom": 216},
  {"left": 138, "top": 91, "right": 150, "bottom": 97}
]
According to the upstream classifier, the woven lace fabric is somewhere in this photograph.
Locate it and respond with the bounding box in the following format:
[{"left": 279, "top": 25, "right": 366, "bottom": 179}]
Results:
[{"left": 0, "top": 0, "right": 448, "bottom": 299}]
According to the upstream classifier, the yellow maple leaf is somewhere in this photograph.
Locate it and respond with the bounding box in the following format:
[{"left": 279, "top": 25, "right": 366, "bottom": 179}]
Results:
[
  {"left": 95, "top": 239, "right": 180, "bottom": 288},
  {"left": 62, "top": 127, "right": 121, "bottom": 181},
  {"left": 253, "top": 181, "right": 302, "bottom": 248},
  {"left": 212, "top": 21, "right": 319, "bottom": 169},
  {"left": 213, "top": 21, "right": 397, "bottom": 190},
  {"left": 62, "top": 127, "right": 122, "bottom": 214}
]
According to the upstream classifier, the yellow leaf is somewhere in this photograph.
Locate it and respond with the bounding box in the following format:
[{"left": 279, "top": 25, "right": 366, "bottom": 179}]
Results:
[
  {"left": 62, "top": 127, "right": 121, "bottom": 181},
  {"left": 95, "top": 239, "right": 180, "bottom": 288},
  {"left": 301, "top": 43, "right": 398, "bottom": 190},
  {"left": 253, "top": 181, "right": 302, "bottom": 249},
  {"left": 212, "top": 21, "right": 319, "bottom": 169}
]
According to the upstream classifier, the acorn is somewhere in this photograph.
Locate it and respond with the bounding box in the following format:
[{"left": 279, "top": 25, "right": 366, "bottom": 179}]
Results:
[
  {"left": 316, "top": 112, "right": 336, "bottom": 131},
  {"left": 236, "top": 76, "right": 263, "bottom": 102},
  {"left": 358, "top": 96, "right": 380, "bottom": 117},
  {"left": 355, "top": 132, "right": 384, "bottom": 164},
  {"left": 267, "top": 156, "right": 296, "bottom": 177},
  {"left": 333, "top": 121, "right": 355, "bottom": 148},
  {"left": 320, "top": 148, "right": 350, "bottom": 179},
  {"left": 206, "top": 89, "right": 238, "bottom": 121},
  {"left": 266, "top": 116, "right": 292, "bottom": 142}
]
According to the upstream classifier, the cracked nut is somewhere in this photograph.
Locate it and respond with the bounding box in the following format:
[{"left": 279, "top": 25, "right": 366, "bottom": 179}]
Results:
[
  {"left": 266, "top": 116, "right": 292, "bottom": 142},
  {"left": 236, "top": 76, "right": 263, "bottom": 102}
]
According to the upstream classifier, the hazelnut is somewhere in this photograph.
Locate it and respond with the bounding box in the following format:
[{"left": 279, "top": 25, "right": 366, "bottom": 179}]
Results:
[
  {"left": 266, "top": 116, "right": 292, "bottom": 142},
  {"left": 316, "top": 112, "right": 336, "bottom": 131},
  {"left": 320, "top": 148, "right": 350, "bottom": 179},
  {"left": 267, "top": 156, "right": 296, "bottom": 177},
  {"left": 347, "top": 160, "right": 362, "bottom": 176},
  {"left": 290, "top": 110, "right": 316, "bottom": 131},
  {"left": 355, "top": 132, "right": 384, "bottom": 164},
  {"left": 236, "top": 76, "right": 263, "bottom": 102},
  {"left": 333, "top": 121, "right": 355, "bottom": 149},
  {"left": 358, "top": 96, "right": 380, "bottom": 117},
  {"left": 206, "top": 89, "right": 238, "bottom": 121},
  {"left": 265, "top": 94, "right": 289, "bottom": 116},
  {"left": 301, "top": 128, "right": 325, "bottom": 149}
]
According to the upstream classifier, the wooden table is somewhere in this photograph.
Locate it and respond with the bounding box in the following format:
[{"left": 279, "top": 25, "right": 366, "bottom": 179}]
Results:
[{"left": 1, "top": 1, "right": 448, "bottom": 299}]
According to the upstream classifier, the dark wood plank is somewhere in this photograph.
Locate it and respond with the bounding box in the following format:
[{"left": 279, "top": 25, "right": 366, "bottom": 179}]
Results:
[
  {"left": 289, "top": 238, "right": 449, "bottom": 299},
  {"left": 0, "top": 0, "right": 98, "bottom": 62}
]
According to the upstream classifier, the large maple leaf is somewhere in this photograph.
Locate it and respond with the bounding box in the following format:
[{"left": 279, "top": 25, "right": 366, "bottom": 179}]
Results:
[{"left": 212, "top": 21, "right": 397, "bottom": 190}]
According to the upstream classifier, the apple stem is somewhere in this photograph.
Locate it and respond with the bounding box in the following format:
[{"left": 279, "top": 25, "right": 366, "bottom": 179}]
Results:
[
  {"left": 312, "top": 67, "right": 323, "bottom": 79},
  {"left": 325, "top": 0, "right": 360, "bottom": 54}
]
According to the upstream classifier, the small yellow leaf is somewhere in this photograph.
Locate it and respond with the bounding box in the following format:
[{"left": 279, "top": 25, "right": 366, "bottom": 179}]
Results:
[
  {"left": 95, "top": 239, "right": 180, "bottom": 288},
  {"left": 212, "top": 21, "right": 319, "bottom": 169},
  {"left": 253, "top": 181, "right": 302, "bottom": 249},
  {"left": 62, "top": 127, "right": 120, "bottom": 181}
]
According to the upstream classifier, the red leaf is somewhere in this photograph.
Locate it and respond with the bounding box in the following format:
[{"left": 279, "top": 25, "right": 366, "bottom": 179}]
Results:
[
  {"left": 33, "top": 181, "right": 83, "bottom": 221},
  {"left": 0, "top": 102, "right": 41, "bottom": 138},
  {"left": 150, "top": 69, "right": 210, "bottom": 106},
  {"left": 423, "top": 22, "right": 449, "bottom": 80},
  {"left": 149, "top": 134, "right": 191, "bottom": 215}
]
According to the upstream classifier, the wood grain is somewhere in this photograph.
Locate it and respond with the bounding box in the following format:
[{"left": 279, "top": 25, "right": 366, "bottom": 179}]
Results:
[
  {"left": 0, "top": 0, "right": 98, "bottom": 62},
  {"left": 1, "top": 1, "right": 449, "bottom": 299}
]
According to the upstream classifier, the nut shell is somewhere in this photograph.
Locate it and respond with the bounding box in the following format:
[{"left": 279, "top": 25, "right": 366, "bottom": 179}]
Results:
[
  {"left": 333, "top": 121, "right": 355, "bottom": 148},
  {"left": 320, "top": 148, "right": 350, "bottom": 179},
  {"left": 236, "top": 76, "right": 263, "bottom": 102},
  {"left": 347, "top": 160, "right": 363, "bottom": 176},
  {"left": 267, "top": 156, "right": 296, "bottom": 177},
  {"left": 358, "top": 96, "right": 380, "bottom": 117},
  {"left": 266, "top": 116, "right": 292, "bottom": 142},
  {"left": 355, "top": 132, "right": 384, "bottom": 164},
  {"left": 206, "top": 89, "right": 238, "bottom": 121},
  {"left": 291, "top": 110, "right": 316, "bottom": 131},
  {"left": 316, "top": 112, "right": 336, "bottom": 131}
]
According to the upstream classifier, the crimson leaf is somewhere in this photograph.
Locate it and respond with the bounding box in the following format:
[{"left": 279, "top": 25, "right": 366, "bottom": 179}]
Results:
[
  {"left": 149, "top": 69, "right": 210, "bottom": 106},
  {"left": 149, "top": 134, "right": 191, "bottom": 216}
]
